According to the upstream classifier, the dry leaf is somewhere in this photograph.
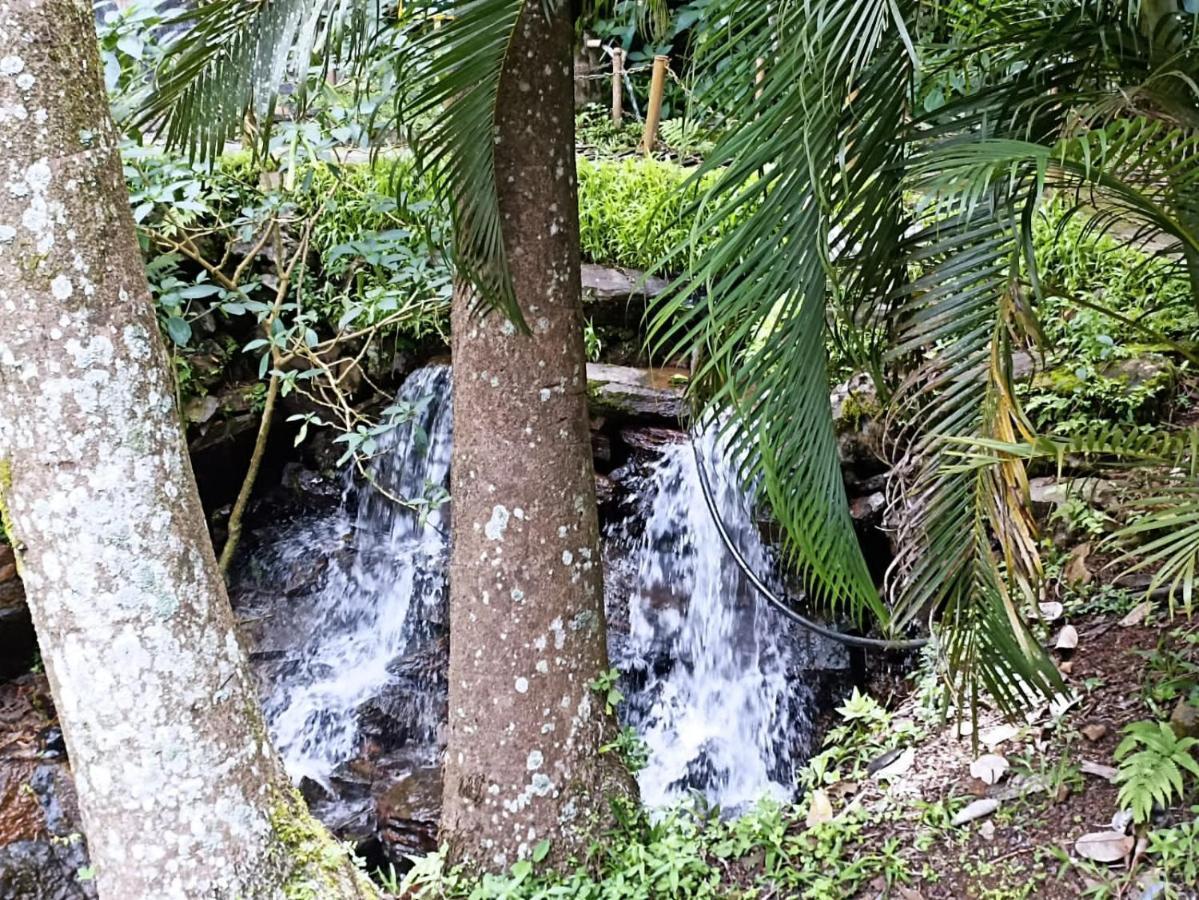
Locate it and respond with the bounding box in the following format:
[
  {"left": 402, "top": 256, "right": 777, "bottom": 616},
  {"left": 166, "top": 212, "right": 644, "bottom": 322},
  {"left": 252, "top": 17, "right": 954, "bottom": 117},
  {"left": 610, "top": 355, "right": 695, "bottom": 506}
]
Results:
[
  {"left": 1064, "top": 543, "right": 1093, "bottom": 586},
  {"left": 873, "top": 747, "right": 915, "bottom": 781},
  {"left": 1038, "top": 601, "right": 1064, "bottom": 622},
  {"left": 951, "top": 798, "right": 1000, "bottom": 826},
  {"left": 1120, "top": 601, "right": 1152, "bottom": 627},
  {"left": 1074, "top": 831, "right": 1134, "bottom": 864},
  {"left": 805, "top": 789, "right": 833, "bottom": 827},
  {"left": 1080, "top": 723, "right": 1108, "bottom": 743},
  {"left": 970, "top": 753, "right": 1010, "bottom": 785},
  {"left": 1080, "top": 760, "right": 1118, "bottom": 782},
  {"left": 979, "top": 724, "right": 1020, "bottom": 749},
  {"left": 1056, "top": 625, "right": 1079, "bottom": 651}
]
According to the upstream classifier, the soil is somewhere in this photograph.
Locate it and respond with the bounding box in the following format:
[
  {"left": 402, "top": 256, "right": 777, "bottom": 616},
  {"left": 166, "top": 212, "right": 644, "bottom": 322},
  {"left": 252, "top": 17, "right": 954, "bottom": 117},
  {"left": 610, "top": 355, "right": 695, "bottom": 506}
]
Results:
[{"left": 850, "top": 612, "right": 1198, "bottom": 899}]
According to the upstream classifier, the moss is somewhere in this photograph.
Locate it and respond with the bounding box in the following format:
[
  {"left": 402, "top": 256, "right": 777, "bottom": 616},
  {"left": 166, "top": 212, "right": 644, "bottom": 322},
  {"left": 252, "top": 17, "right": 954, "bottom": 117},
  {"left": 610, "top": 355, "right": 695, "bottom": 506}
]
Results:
[
  {"left": 268, "top": 784, "right": 377, "bottom": 900},
  {"left": 0, "top": 459, "right": 22, "bottom": 569},
  {"left": 837, "top": 390, "right": 882, "bottom": 430}
]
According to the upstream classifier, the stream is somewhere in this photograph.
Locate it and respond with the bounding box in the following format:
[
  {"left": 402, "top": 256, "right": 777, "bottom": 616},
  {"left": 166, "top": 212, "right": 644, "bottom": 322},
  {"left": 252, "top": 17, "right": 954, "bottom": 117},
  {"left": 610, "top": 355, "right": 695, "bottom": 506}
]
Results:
[{"left": 232, "top": 365, "right": 847, "bottom": 858}]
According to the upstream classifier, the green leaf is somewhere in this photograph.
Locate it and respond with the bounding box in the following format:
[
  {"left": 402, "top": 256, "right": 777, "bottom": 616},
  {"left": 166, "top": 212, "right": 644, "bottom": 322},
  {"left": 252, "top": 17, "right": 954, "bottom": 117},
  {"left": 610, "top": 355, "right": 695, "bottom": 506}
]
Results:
[{"left": 165, "top": 316, "right": 192, "bottom": 347}]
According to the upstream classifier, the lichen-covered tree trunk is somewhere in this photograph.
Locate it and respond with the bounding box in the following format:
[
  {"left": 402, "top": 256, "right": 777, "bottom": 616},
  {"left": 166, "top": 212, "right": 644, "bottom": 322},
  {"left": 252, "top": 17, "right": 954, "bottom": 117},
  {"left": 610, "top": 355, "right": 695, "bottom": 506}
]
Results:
[
  {"left": 441, "top": 0, "right": 634, "bottom": 871},
  {"left": 0, "top": 2, "right": 374, "bottom": 897}
]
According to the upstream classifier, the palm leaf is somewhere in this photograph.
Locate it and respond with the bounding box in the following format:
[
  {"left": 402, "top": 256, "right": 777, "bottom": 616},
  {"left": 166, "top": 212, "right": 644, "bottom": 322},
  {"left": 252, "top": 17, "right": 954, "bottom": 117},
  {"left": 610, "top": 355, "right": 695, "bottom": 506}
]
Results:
[{"left": 138, "top": 0, "right": 386, "bottom": 161}]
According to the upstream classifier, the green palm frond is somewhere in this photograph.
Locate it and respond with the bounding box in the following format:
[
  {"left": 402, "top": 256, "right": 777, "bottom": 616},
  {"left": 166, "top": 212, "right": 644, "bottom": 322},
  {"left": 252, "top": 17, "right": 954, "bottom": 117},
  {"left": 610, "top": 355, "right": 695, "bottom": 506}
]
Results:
[
  {"left": 396, "top": 0, "right": 530, "bottom": 324},
  {"left": 882, "top": 186, "right": 1064, "bottom": 709},
  {"left": 649, "top": 0, "right": 910, "bottom": 628},
  {"left": 138, "top": 0, "right": 385, "bottom": 161}
]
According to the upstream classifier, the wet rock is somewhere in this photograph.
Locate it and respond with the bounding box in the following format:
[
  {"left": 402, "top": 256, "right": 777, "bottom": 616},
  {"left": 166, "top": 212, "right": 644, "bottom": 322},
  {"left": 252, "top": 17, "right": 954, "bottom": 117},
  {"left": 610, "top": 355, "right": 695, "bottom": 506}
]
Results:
[
  {"left": 375, "top": 761, "right": 442, "bottom": 862},
  {"left": 0, "top": 676, "right": 94, "bottom": 899},
  {"left": 587, "top": 363, "right": 688, "bottom": 422},
  {"left": 595, "top": 473, "right": 616, "bottom": 508},
  {"left": 619, "top": 426, "right": 687, "bottom": 453},
  {"left": 0, "top": 839, "right": 95, "bottom": 900},
  {"left": 849, "top": 492, "right": 886, "bottom": 524},
  {"left": 357, "top": 638, "right": 448, "bottom": 752},
  {"left": 0, "top": 547, "right": 35, "bottom": 680}
]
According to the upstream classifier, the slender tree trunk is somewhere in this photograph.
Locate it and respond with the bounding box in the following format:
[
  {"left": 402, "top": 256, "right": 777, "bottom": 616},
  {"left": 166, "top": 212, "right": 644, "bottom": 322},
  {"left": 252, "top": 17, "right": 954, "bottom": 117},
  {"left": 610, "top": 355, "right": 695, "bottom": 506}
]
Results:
[
  {"left": 0, "top": 2, "right": 374, "bottom": 897},
  {"left": 441, "top": 0, "right": 634, "bottom": 871}
]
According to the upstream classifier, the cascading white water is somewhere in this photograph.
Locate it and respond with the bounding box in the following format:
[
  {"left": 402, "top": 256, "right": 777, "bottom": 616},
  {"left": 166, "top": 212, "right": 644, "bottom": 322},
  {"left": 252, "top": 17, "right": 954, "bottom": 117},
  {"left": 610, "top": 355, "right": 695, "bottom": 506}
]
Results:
[
  {"left": 244, "top": 365, "right": 453, "bottom": 788},
  {"left": 238, "top": 365, "right": 830, "bottom": 814},
  {"left": 606, "top": 428, "right": 815, "bottom": 811}
]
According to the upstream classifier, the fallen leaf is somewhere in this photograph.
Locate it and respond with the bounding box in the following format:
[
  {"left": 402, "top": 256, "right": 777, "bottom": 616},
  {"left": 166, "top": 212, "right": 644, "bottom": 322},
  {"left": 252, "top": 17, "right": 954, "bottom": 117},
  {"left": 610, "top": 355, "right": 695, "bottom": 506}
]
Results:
[
  {"left": 1111, "top": 809, "right": 1133, "bottom": 834},
  {"left": 1056, "top": 624, "right": 1079, "bottom": 651},
  {"left": 1038, "top": 601, "right": 1064, "bottom": 622},
  {"left": 1060, "top": 660, "right": 1074, "bottom": 675},
  {"left": 979, "top": 820, "right": 996, "bottom": 841},
  {"left": 970, "top": 753, "right": 1010, "bottom": 785},
  {"left": 979, "top": 724, "right": 1020, "bottom": 749},
  {"left": 951, "top": 798, "right": 1000, "bottom": 826},
  {"left": 1081, "top": 723, "right": 1108, "bottom": 743},
  {"left": 1075, "top": 831, "right": 1134, "bottom": 864},
  {"left": 872, "top": 747, "right": 915, "bottom": 781},
  {"left": 1120, "top": 601, "right": 1152, "bottom": 627},
  {"left": 805, "top": 789, "right": 833, "bottom": 827},
  {"left": 1049, "top": 692, "right": 1080, "bottom": 718},
  {"left": 1064, "top": 543, "right": 1093, "bottom": 586},
  {"left": 1080, "top": 760, "right": 1118, "bottom": 782}
]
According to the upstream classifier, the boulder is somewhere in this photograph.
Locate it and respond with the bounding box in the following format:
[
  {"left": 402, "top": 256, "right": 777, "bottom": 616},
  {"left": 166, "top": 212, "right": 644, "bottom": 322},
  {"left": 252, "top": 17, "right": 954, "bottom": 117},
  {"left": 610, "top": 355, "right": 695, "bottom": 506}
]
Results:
[
  {"left": 581, "top": 264, "right": 668, "bottom": 324},
  {"left": 586, "top": 364, "right": 688, "bottom": 422}
]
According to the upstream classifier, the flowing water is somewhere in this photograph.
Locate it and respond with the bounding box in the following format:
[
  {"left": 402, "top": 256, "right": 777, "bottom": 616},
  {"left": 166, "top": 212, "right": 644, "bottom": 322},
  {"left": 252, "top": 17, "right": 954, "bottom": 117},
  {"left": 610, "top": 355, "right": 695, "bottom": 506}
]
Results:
[
  {"left": 605, "top": 430, "right": 816, "bottom": 810},
  {"left": 237, "top": 365, "right": 833, "bottom": 810},
  {"left": 239, "top": 365, "right": 454, "bottom": 788}
]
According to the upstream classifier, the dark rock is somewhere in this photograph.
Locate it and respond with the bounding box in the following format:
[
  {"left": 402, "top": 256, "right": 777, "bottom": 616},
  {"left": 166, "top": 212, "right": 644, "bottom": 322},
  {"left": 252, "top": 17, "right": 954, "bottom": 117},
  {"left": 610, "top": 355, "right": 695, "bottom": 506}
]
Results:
[
  {"left": 0, "top": 839, "right": 96, "bottom": 900},
  {"left": 849, "top": 492, "right": 886, "bottom": 524},
  {"left": 587, "top": 363, "right": 688, "bottom": 422},
  {"left": 375, "top": 761, "right": 442, "bottom": 862},
  {"left": 0, "top": 547, "right": 35, "bottom": 680},
  {"left": 619, "top": 426, "right": 687, "bottom": 453},
  {"left": 0, "top": 676, "right": 94, "bottom": 899}
]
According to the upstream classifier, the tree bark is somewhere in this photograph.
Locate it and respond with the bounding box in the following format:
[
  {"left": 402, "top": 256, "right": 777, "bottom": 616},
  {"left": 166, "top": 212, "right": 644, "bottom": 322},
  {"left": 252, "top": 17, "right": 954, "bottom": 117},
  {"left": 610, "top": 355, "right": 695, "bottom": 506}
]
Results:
[
  {"left": 441, "top": 0, "right": 634, "bottom": 872},
  {"left": 0, "top": 2, "right": 375, "bottom": 897}
]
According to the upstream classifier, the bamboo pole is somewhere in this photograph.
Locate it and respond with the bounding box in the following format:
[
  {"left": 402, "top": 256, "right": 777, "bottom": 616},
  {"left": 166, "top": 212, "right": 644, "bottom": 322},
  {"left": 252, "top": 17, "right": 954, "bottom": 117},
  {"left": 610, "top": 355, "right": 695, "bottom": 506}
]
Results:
[
  {"left": 641, "top": 55, "right": 669, "bottom": 152},
  {"left": 611, "top": 48, "right": 624, "bottom": 125}
]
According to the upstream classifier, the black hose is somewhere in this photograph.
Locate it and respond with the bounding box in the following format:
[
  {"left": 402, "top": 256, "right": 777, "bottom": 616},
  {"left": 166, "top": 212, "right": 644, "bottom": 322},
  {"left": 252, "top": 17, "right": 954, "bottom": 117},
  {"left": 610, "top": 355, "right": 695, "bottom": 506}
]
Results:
[{"left": 690, "top": 435, "right": 930, "bottom": 652}]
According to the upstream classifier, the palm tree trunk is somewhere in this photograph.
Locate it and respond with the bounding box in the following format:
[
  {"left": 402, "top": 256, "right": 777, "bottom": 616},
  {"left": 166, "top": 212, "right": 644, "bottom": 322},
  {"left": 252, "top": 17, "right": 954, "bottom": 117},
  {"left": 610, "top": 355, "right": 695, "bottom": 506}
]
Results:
[
  {"left": 0, "top": 3, "right": 373, "bottom": 897},
  {"left": 441, "top": 0, "right": 635, "bottom": 872}
]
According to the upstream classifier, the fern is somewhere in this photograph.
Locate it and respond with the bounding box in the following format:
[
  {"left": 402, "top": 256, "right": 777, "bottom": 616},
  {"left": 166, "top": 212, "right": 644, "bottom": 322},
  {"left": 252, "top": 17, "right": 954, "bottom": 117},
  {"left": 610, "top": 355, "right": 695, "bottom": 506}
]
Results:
[{"left": 1115, "top": 721, "right": 1199, "bottom": 824}]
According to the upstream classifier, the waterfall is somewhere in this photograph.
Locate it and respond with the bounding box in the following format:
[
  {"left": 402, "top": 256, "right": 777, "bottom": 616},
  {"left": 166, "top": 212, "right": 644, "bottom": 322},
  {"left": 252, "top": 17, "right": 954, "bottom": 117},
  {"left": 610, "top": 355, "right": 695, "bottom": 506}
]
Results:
[
  {"left": 235, "top": 365, "right": 832, "bottom": 814},
  {"left": 605, "top": 428, "right": 816, "bottom": 811},
  {"left": 238, "top": 365, "right": 453, "bottom": 788}
]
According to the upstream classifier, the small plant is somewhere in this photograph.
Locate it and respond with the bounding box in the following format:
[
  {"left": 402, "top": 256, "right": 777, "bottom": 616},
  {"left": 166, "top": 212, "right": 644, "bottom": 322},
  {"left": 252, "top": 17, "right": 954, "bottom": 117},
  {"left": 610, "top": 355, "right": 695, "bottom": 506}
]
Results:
[
  {"left": 1115, "top": 721, "right": 1199, "bottom": 823},
  {"left": 600, "top": 725, "right": 651, "bottom": 774},
  {"left": 1146, "top": 810, "right": 1199, "bottom": 896},
  {"left": 588, "top": 667, "right": 625, "bottom": 714}
]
